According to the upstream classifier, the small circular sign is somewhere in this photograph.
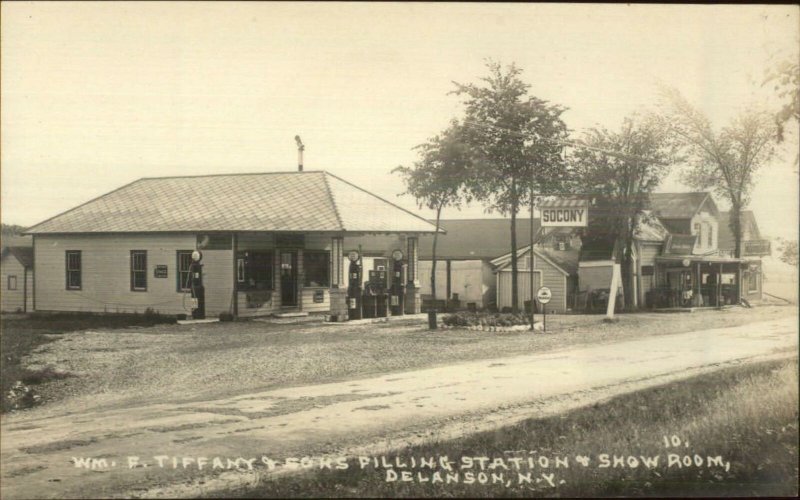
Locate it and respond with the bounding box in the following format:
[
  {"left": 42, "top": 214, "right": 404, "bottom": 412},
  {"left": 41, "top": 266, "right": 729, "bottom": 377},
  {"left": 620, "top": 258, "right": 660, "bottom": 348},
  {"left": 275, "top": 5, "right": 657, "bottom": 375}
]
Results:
[
  {"left": 536, "top": 286, "right": 552, "bottom": 304},
  {"left": 348, "top": 250, "right": 360, "bottom": 262},
  {"left": 392, "top": 249, "right": 404, "bottom": 261},
  {"left": 682, "top": 258, "right": 691, "bottom": 267}
]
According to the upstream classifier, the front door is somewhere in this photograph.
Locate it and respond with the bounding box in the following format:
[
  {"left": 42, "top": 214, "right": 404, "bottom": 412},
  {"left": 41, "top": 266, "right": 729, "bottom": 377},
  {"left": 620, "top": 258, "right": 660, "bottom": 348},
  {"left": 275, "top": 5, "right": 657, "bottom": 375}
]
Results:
[{"left": 280, "top": 251, "right": 298, "bottom": 307}]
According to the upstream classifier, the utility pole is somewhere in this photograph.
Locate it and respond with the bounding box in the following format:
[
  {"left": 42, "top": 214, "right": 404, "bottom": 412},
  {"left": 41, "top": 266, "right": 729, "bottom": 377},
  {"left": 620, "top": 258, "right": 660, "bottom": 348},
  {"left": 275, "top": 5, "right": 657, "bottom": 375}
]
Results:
[{"left": 529, "top": 167, "right": 536, "bottom": 331}]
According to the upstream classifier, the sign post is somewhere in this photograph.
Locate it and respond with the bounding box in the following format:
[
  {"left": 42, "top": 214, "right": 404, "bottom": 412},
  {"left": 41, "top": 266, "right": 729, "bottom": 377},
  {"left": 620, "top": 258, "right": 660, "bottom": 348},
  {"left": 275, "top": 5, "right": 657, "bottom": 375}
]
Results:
[{"left": 536, "top": 286, "right": 552, "bottom": 333}]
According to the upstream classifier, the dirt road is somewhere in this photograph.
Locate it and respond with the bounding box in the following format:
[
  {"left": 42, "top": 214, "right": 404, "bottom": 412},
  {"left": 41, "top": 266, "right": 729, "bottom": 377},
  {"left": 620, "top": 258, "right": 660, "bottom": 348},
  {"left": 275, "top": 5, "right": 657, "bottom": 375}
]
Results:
[{"left": 1, "top": 315, "right": 797, "bottom": 499}]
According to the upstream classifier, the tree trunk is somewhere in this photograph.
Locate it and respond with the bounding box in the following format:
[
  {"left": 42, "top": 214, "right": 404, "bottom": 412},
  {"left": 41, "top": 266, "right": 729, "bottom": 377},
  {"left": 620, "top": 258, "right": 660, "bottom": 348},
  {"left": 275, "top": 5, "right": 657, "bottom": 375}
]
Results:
[
  {"left": 621, "top": 236, "right": 635, "bottom": 311},
  {"left": 510, "top": 180, "right": 519, "bottom": 313},
  {"left": 731, "top": 198, "right": 743, "bottom": 259},
  {"left": 430, "top": 204, "right": 442, "bottom": 301},
  {"left": 619, "top": 209, "right": 637, "bottom": 311}
]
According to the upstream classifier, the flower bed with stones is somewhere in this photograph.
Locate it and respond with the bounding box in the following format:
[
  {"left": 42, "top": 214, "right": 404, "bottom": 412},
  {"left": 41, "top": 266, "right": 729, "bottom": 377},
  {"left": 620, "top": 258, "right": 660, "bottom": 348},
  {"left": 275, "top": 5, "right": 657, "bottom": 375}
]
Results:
[{"left": 440, "top": 311, "right": 542, "bottom": 332}]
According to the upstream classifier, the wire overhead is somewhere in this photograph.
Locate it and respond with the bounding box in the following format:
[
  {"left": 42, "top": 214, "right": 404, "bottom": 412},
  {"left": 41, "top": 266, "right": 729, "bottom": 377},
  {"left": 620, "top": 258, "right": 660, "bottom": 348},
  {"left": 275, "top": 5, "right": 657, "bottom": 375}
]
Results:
[{"left": 459, "top": 118, "right": 670, "bottom": 166}]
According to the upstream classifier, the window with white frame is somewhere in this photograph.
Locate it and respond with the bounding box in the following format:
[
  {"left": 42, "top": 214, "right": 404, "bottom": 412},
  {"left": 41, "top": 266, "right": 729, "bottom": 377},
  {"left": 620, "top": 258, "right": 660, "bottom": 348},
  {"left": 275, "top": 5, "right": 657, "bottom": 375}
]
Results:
[
  {"left": 177, "top": 251, "right": 193, "bottom": 292},
  {"left": 7, "top": 275, "right": 17, "bottom": 290},
  {"left": 130, "top": 250, "right": 147, "bottom": 291},
  {"left": 65, "top": 251, "right": 81, "bottom": 290}
]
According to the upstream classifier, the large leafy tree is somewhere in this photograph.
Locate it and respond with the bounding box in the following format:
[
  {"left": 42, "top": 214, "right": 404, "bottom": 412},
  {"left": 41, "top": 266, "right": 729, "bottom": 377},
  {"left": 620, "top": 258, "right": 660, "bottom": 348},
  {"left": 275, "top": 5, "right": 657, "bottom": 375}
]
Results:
[
  {"left": 453, "top": 61, "right": 569, "bottom": 312},
  {"left": 660, "top": 87, "right": 777, "bottom": 259},
  {"left": 393, "top": 121, "right": 472, "bottom": 300},
  {"left": 570, "top": 114, "right": 677, "bottom": 309}
]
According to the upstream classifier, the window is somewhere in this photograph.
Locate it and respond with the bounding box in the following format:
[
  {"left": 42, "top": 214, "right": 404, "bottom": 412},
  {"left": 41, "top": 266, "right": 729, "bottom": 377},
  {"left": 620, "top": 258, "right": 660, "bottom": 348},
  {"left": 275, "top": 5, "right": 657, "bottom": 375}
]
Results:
[
  {"left": 707, "top": 223, "right": 713, "bottom": 247},
  {"left": 693, "top": 222, "right": 703, "bottom": 247},
  {"left": 304, "top": 251, "right": 330, "bottom": 287},
  {"left": 554, "top": 234, "right": 571, "bottom": 251},
  {"left": 177, "top": 251, "right": 193, "bottom": 292},
  {"left": 130, "top": 251, "right": 147, "bottom": 291},
  {"left": 7, "top": 275, "right": 17, "bottom": 290},
  {"left": 236, "top": 251, "right": 273, "bottom": 290},
  {"left": 65, "top": 251, "right": 81, "bottom": 290},
  {"left": 521, "top": 255, "right": 532, "bottom": 269},
  {"left": 748, "top": 270, "right": 759, "bottom": 292}
]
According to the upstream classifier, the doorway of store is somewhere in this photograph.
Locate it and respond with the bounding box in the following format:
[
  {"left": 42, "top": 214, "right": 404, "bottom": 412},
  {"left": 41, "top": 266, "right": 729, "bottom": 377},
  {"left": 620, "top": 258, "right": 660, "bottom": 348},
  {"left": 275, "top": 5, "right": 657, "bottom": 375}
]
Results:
[{"left": 280, "top": 250, "right": 298, "bottom": 307}]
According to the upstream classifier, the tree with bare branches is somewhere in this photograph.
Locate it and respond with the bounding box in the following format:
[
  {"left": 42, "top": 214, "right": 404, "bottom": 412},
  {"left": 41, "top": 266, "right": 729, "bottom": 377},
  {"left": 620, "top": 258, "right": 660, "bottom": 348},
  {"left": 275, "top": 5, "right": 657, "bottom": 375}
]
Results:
[{"left": 660, "top": 87, "right": 777, "bottom": 258}]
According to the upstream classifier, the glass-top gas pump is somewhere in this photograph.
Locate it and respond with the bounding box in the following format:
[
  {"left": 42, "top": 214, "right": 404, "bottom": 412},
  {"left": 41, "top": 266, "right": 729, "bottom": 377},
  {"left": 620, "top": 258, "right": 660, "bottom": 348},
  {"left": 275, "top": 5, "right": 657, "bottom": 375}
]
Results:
[
  {"left": 347, "top": 250, "right": 362, "bottom": 320},
  {"left": 390, "top": 249, "right": 405, "bottom": 316},
  {"left": 190, "top": 250, "right": 205, "bottom": 319}
]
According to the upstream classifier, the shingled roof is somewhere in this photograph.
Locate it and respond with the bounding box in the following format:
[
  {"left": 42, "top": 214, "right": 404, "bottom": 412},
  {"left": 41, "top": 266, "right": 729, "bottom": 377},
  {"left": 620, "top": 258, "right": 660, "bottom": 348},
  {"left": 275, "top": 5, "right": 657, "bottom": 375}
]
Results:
[
  {"left": 26, "top": 171, "right": 438, "bottom": 234},
  {"left": 717, "top": 211, "right": 761, "bottom": 251},
  {"left": 1, "top": 246, "right": 33, "bottom": 268},
  {"left": 647, "top": 192, "right": 714, "bottom": 219}
]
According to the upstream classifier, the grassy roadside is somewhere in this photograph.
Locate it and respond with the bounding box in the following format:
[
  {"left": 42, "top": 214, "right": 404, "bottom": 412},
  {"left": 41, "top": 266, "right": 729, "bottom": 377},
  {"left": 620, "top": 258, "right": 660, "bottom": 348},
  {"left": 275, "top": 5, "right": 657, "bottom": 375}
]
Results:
[
  {"left": 1, "top": 312, "right": 174, "bottom": 412},
  {"left": 219, "top": 358, "right": 799, "bottom": 498}
]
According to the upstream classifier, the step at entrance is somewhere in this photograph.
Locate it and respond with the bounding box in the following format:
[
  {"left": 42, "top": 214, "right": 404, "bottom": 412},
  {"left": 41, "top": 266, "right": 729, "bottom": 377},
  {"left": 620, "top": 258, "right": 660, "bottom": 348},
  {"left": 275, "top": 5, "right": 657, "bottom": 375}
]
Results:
[{"left": 272, "top": 311, "right": 310, "bottom": 318}]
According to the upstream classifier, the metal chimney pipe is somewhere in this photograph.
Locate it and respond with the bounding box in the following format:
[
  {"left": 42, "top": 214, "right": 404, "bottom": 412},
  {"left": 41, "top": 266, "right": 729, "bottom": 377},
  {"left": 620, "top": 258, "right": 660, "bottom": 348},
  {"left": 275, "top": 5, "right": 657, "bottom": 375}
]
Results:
[{"left": 294, "top": 135, "right": 305, "bottom": 172}]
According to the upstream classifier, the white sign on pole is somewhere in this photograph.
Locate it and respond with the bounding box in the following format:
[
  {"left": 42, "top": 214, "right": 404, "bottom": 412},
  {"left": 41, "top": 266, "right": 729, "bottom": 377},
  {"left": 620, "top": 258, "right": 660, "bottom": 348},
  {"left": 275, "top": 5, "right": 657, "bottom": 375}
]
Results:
[
  {"left": 536, "top": 286, "right": 552, "bottom": 304},
  {"left": 540, "top": 199, "right": 588, "bottom": 227}
]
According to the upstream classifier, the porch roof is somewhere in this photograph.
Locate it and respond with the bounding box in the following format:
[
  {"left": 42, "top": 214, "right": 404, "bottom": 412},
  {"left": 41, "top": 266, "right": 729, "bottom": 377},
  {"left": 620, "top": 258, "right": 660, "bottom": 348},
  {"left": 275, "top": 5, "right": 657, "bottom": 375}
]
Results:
[
  {"left": 25, "top": 171, "right": 439, "bottom": 235},
  {"left": 655, "top": 255, "right": 746, "bottom": 264}
]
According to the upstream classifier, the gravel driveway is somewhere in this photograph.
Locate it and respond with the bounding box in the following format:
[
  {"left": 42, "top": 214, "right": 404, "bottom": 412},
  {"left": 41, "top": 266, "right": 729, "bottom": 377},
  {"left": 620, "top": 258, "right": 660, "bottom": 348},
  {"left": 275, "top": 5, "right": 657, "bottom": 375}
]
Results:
[{"left": 16, "top": 305, "right": 797, "bottom": 418}]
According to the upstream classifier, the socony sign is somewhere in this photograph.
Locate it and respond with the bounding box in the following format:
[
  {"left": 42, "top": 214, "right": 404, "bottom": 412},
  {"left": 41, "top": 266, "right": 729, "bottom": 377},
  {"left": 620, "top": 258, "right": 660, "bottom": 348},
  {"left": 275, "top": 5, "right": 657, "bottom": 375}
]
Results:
[{"left": 540, "top": 199, "right": 588, "bottom": 227}]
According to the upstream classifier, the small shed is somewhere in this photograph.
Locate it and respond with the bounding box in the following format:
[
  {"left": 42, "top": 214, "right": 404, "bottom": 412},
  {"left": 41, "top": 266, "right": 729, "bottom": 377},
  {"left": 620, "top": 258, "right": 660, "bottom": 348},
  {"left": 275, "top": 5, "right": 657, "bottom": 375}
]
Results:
[
  {"left": 491, "top": 238, "right": 577, "bottom": 314},
  {"left": 418, "top": 218, "right": 535, "bottom": 309},
  {"left": 1, "top": 245, "right": 34, "bottom": 312}
]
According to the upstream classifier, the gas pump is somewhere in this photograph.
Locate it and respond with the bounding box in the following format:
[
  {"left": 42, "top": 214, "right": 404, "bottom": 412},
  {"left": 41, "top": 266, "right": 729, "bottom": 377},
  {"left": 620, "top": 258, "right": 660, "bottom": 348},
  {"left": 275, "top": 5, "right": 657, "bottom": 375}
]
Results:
[
  {"left": 347, "top": 251, "right": 362, "bottom": 320},
  {"left": 368, "top": 269, "right": 389, "bottom": 318},
  {"left": 390, "top": 249, "right": 405, "bottom": 316},
  {"left": 190, "top": 250, "right": 205, "bottom": 319}
]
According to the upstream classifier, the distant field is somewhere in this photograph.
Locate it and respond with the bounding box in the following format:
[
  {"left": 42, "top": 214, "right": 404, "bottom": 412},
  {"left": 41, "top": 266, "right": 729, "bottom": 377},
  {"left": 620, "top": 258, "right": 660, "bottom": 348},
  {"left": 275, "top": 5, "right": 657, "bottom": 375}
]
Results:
[
  {"left": 762, "top": 255, "right": 798, "bottom": 303},
  {"left": 219, "top": 358, "right": 799, "bottom": 498}
]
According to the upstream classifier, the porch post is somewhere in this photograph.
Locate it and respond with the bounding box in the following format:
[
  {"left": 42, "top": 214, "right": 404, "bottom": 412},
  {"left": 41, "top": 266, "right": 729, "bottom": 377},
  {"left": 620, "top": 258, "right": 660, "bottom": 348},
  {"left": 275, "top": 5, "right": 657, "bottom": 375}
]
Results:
[
  {"left": 718, "top": 262, "right": 722, "bottom": 308},
  {"left": 446, "top": 259, "right": 452, "bottom": 301},
  {"left": 737, "top": 263, "right": 742, "bottom": 304},
  {"left": 232, "top": 233, "right": 238, "bottom": 318},
  {"left": 405, "top": 236, "right": 421, "bottom": 314},
  {"left": 695, "top": 261, "right": 701, "bottom": 307},
  {"left": 329, "top": 236, "right": 347, "bottom": 321}
]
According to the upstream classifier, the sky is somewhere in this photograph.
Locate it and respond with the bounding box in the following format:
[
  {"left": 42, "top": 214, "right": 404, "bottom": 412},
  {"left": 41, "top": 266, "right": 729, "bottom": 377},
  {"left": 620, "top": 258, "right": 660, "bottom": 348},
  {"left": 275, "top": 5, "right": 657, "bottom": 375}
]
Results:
[{"left": 2, "top": 2, "right": 798, "bottom": 240}]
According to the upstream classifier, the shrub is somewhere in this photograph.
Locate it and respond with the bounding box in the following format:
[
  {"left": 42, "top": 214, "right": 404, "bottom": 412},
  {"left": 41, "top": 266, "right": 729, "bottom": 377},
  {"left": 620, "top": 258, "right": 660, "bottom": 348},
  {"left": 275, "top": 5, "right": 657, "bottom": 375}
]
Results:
[{"left": 442, "top": 311, "right": 530, "bottom": 328}]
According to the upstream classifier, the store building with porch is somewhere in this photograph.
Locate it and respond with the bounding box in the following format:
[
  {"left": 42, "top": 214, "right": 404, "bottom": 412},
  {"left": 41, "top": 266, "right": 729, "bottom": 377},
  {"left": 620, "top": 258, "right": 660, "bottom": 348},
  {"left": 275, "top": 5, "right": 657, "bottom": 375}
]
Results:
[
  {"left": 643, "top": 195, "right": 769, "bottom": 308},
  {"left": 25, "top": 171, "right": 437, "bottom": 318}
]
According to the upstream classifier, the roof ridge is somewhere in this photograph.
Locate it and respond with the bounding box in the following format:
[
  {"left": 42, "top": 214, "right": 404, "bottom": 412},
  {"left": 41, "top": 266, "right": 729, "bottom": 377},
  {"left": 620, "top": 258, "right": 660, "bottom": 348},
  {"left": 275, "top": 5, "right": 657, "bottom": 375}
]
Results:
[
  {"left": 324, "top": 172, "right": 439, "bottom": 231},
  {"left": 321, "top": 172, "right": 344, "bottom": 231},
  {"left": 139, "top": 170, "right": 324, "bottom": 181}
]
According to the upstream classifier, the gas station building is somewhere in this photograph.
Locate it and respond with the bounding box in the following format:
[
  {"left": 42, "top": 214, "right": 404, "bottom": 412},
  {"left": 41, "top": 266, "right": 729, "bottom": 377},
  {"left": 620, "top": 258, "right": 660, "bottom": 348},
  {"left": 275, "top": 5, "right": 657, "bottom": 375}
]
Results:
[{"left": 25, "top": 171, "right": 439, "bottom": 320}]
